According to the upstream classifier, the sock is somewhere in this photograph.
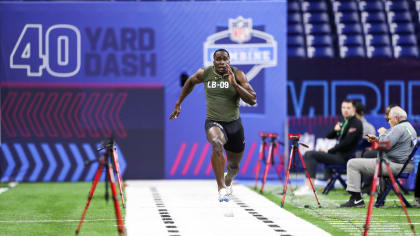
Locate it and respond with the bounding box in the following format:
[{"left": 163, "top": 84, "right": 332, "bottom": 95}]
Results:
[{"left": 349, "top": 191, "right": 362, "bottom": 200}]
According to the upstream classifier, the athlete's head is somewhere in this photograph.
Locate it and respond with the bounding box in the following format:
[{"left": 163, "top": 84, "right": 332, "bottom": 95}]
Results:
[
  {"left": 385, "top": 104, "right": 398, "bottom": 122},
  {"left": 213, "top": 49, "right": 230, "bottom": 75},
  {"left": 341, "top": 99, "right": 355, "bottom": 120}
]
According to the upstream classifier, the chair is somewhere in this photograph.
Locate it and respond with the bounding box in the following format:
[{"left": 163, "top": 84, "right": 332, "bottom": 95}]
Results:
[
  {"left": 359, "top": 1, "right": 384, "bottom": 12},
  {"left": 288, "top": 35, "right": 305, "bottom": 47},
  {"left": 367, "top": 45, "right": 393, "bottom": 58},
  {"left": 335, "top": 12, "right": 359, "bottom": 24},
  {"left": 288, "top": 12, "right": 301, "bottom": 24},
  {"left": 306, "top": 34, "right": 333, "bottom": 47},
  {"left": 394, "top": 45, "right": 419, "bottom": 58},
  {"left": 392, "top": 34, "right": 417, "bottom": 46},
  {"left": 323, "top": 164, "right": 348, "bottom": 194},
  {"left": 387, "top": 11, "right": 411, "bottom": 23},
  {"left": 365, "top": 34, "right": 391, "bottom": 46},
  {"left": 332, "top": 1, "right": 358, "bottom": 12},
  {"left": 303, "top": 12, "right": 329, "bottom": 24},
  {"left": 339, "top": 45, "right": 366, "bottom": 58},
  {"left": 301, "top": 1, "right": 328, "bottom": 12},
  {"left": 305, "top": 23, "right": 331, "bottom": 35},
  {"left": 307, "top": 46, "right": 334, "bottom": 58},
  {"left": 385, "top": 0, "right": 409, "bottom": 12},
  {"left": 375, "top": 142, "right": 420, "bottom": 207},
  {"left": 288, "top": 46, "right": 306, "bottom": 58},
  {"left": 338, "top": 34, "right": 364, "bottom": 46},
  {"left": 337, "top": 23, "right": 362, "bottom": 35}
]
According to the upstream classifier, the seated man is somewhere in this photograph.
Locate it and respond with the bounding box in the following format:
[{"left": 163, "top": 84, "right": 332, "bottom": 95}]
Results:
[
  {"left": 295, "top": 99, "right": 363, "bottom": 195},
  {"left": 340, "top": 106, "right": 417, "bottom": 207},
  {"left": 354, "top": 101, "right": 375, "bottom": 158}
]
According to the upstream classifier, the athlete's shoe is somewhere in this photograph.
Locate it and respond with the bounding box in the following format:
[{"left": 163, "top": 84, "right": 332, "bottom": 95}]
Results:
[
  {"left": 224, "top": 172, "right": 233, "bottom": 196},
  {"left": 218, "top": 188, "right": 229, "bottom": 202},
  {"left": 340, "top": 198, "right": 365, "bottom": 208}
]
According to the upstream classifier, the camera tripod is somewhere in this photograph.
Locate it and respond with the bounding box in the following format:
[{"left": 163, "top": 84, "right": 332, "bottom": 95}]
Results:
[
  {"left": 281, "top": 134, "right": 321, "bottom": 208},
  {"left": 75, "top": 138, "right": 126, "bottom": 236},
  {"left": 254, "top": 132, "right": 284, "bottom": 194},
  {"left": 363, "top": 141, "right": 416, "bottom": 236}
]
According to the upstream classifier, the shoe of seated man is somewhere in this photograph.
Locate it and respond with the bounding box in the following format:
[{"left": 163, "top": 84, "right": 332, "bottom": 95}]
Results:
[
  {"left": 218, "top": 188, "right": 229, "bottom": 202},
  {"left": 294, "top": 185, "right": 313, "bottom": 196},
  {"left": 413, "top": 197, "right": 420, "bottom": 207},
  {"left": 340, "top": 197, "right": 365, "bottom": 208}
]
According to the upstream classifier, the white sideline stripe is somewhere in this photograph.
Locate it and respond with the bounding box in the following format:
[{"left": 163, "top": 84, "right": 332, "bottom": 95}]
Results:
[
  {"left": 126, "top": 180, "right": 331, "bottom": 236},
  {"left": 0, "top": 219, "right": 117, "bottom": 223}
]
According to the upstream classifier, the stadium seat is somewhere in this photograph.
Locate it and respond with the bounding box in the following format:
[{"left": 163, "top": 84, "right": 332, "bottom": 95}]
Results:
[
  {"left": 359, "top": 1, "right": 384, "bottom": 12},
  {"left": 335, "top": 12, "right": 359, "bottom": 24},
  {"left": 288, "top": 35, "right": 305, "bottom": 47},
  {"left": 385, "top": 0, "right": 409, "bottom": 12},
  {"left": 332, "top": 1, "right": 358, "bottom": 12},
  {"left": 305, "top": 23, "right": 331, "bottom": 35},
  {"left": 288, "top": 12, "right": 301, "bottom": 24},
  {"left": 301, "top": 1, "right": 328, "bottom": 12},
  {"left": 363, "top": 23, "right": 389, "bottom": 34},
  {"left": 389, "top": 22, "right": 415, "bottom": 34},
  {"left": 337, "top": 23, "right": 362, "bottom": 34},
  {"left": 288, "top": 46, "right": 306, "bottom": 58},
  {"left": 365, "top": 34, "right": 391, "bottom": 46},
  {"left": 306, "top": 34, "right": 332, "bottom": 46},
  {"left": 288, "top": 23, "right": 304, "bottom": 35},
  {"left": 288, "top": 1, "right": 300, "bottom": 12},
  {"left": 367, "top": 45, "right": 393, "bottom": 58},
  {"left": 394, "top": 45, "right": 419, "bottom": 58},
  {"left": 338, "top": 34, "right": 364, "bottom": 46},
  {"left": 322, "top": 165, "right": 347, "bottom": 195},
  {"left": 391, "top": 34, "right": 417, "bottom": 46},
  {"left": 387, "top": 11, "right": 412, "bottom": 23},
  {"left": 339, "top": 46, "right": 366, "bottom": 58},
  {"left": 307, "top": 46, "right": 334, "bottom": 58},
  {"left": 360, "top": 11, "right": 386, "bottom": 23},
  {"left": 303, "top": 12, "right": 329, "bottom": 24},
  {"left": 375, "top": 142, "right": 419, "bottom": 207}
]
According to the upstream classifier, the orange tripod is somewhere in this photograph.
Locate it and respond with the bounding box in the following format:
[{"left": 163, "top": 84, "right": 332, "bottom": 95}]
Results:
[
  {"left": 363, "top": 141, "right": 416, "bottom": 236},
  {"left": 75, "top": 138, "right": 125, "bottom": 236},
  {"left": 281, "top": 134, "right": 320, "bottom": 208},
  {"left": 254, "top": 132, "right": 284, "bottom": 194}
]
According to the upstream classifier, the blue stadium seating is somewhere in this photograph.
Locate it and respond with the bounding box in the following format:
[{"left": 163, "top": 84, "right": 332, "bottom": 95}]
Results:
[
  {"left": 340, "top": 46, "right": 366, "bottom": 58},
  {"left": 288, "top": 1, "right": 300, "bottom": 13},
  {"left": 303, "top": 12, "right": 329, "bottom": 24},
  {"left": 288, "top": 23, "right": 304, "bottom": 35},
  {"left": 361, "top": 11, "right": 386, "bottom": 23},
  {"left": 288, "top": 12, "right": 301, "bottom": 24},
  {"left": 365, "top": 34, "right": 391, "bottom": 46},
  {"left": 305, "top": 23, "right": 331, "bottom": 35},
  {"left": 335, "top": 12, "right": 359, "bottom": 24},
  {"left": 307, "top": 46, "right": 334, "bottom": 58},
  {"left": 339, "top": 34, "right": 364, "bottom": 46},
  {"left": 337, "top": 23, "right": 362, "bottom": 34},
  {"left": 392, "top": 34, "right": 417, "bottom": 46},
  {"left": 394, "top": 45, "right": 419, "bottom": 58},
  {"left": 288, "top": 46, "right": 306, "bottom": 58},
  {"left": 389, "top": 22, "right": 415, "bottom": 34},
  {"left": 359, "top": 1, "right": 384, "bottom": 12},
  {"left": 306, "top": 35, "right": 332, "bottom": 46},
  {"left": 301, "top": 1, "right": 328, "bottom": 12},
  {"left": 363, "top": 23, "right": 389, "bottom": 34},
  {"left": 332, "top": 1, "right": 358, "bottom": 12},
  {"left": 387, "top": 11, "right": 412, "bottom": 23},
  {"left": 288, "top": 35, "right": 305, "bottom": 47},
  {"left": 367, "top": 45, "right": 393, "bottom": 58},
  {"left": 385, "top": 0, "right": 409, "bottom": 12}
]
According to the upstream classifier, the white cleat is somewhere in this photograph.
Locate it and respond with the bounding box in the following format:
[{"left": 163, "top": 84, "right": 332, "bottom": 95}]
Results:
[{"left": 218, "top": 188, "right": 229, "bottom": 202}]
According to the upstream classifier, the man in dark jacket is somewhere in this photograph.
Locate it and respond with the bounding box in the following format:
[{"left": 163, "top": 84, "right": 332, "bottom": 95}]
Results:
[{"left": 295, "top": 99, "right": 363, "bottom": 195}]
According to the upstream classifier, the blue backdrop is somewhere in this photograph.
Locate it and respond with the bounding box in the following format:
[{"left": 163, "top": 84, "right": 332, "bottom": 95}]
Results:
[{"left": 0, "top": 1, "right": 287, "bottom": 181}]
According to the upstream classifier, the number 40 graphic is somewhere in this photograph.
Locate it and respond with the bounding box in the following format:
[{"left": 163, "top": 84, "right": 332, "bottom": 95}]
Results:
[{"left": 9, "top": 24, "right": 81, "bottom": 77}]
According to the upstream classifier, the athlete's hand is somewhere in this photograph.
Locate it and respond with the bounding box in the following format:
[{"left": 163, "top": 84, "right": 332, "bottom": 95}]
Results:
[
  {"left": 226, "top": 65, "right": 237, "bottom": 86},
  {"left": 169, "top": 104, "right": 181, "bottom": 120}
]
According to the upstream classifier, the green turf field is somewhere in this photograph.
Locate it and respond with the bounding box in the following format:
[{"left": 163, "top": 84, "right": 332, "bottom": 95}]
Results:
[
  {"left": 0, "top": 182, "right": 125, "bottom": 236},
  {"left": 254, "top": 185, "right": 420, "bottom": 236}
]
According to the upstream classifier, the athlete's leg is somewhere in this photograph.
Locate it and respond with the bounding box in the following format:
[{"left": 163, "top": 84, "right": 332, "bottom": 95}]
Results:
[
  {"left": 225, "top": 150, "right": 244, "bottom": 187},
  {"left": 206, "top": 126, "right": 227, "bottom": 191}
]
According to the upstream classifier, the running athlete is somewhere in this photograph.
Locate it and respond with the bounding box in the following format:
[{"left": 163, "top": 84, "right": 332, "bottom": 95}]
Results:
[{"left": 169, "top": 49, "right": 257, "bottom": 202}]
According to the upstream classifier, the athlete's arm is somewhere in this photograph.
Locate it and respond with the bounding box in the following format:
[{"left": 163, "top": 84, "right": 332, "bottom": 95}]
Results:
[
  {"left": 169, "top": 68, "right": 204, "bottom": 120},
  {"left": 227, "top": 66, "right": 257, "bottom": 106}
]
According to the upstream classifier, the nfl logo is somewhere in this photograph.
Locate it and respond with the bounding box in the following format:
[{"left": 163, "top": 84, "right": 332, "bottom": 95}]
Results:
[{"left": 229, "top": 16, "right": 252, "bottom": 43}]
